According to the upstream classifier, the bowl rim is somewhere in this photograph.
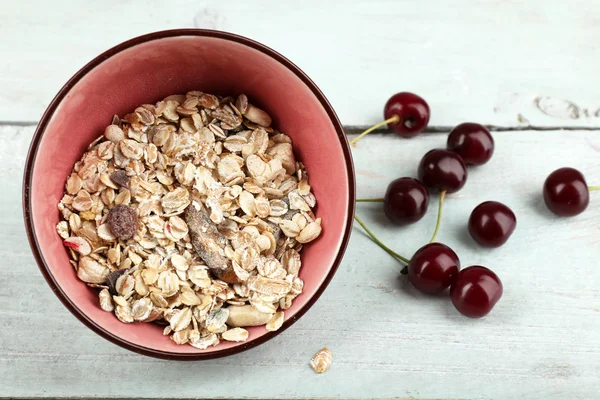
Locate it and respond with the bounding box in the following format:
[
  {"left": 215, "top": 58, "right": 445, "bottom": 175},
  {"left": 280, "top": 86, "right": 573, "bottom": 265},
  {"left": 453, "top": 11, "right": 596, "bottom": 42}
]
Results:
[{"left": 22, "top": 28, "right": 356, "bottom": 360}]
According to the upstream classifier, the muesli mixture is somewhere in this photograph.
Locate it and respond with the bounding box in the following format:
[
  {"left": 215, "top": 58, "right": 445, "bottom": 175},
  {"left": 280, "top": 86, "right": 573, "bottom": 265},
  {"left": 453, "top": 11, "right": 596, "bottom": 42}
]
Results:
[{"left": 55, "top": 91, "right": 321, "bottom": 348}]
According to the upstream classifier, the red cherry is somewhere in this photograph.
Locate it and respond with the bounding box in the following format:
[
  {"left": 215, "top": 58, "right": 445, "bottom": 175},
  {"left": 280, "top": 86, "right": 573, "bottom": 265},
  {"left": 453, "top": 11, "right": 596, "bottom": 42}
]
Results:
[
  {"left": 468, "top": 201, "right": 517, "bottom": 247},
  {"left": 450, "top": 266, "right": 502, "bottom": 318},
  {"left": 418, "top": 149, "right": 467, "bottom": 193},
  {"left": 384, "top": 92, "right": 430, "bottom": 138},
  {"left": 408, "top": 243, "right": 460, "bottom": 294},
  {"left": 447, "top": 123, "right": 494, "bottom": 166},
  {"left": 543, "top": 167, "right": 590, "bottom": 216},
  {"left": 383, "top": 178, "right": 429, "bottom": 225}
]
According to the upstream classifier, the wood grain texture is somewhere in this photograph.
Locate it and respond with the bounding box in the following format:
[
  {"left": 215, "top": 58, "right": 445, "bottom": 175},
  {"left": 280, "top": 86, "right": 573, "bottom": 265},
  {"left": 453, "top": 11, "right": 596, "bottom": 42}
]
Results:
[
  {"left": 2, "top": 125, "right": 599, "bottom": 399},
  {"left": 1, "top": 0, "right": 600, "bottom": 128}
]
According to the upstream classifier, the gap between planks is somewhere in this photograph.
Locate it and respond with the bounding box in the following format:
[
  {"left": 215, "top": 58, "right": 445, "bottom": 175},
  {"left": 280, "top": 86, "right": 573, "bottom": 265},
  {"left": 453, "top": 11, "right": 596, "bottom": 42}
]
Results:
[
  {"left": 344, "top": 125, "right": 600, "bottom": 134},
  {"left": 3, "top": 121, "right": 600, "bottom": 133},
  {"left": 0, "top": 398, "right": 464, "bottom": 400}
]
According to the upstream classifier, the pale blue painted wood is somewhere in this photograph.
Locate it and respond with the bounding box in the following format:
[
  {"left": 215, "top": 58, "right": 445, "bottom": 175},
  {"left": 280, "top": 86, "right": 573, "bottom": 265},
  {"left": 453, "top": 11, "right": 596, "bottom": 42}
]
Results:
[{"left": 1, "top": 126, "right": 599, "bottom": 399}]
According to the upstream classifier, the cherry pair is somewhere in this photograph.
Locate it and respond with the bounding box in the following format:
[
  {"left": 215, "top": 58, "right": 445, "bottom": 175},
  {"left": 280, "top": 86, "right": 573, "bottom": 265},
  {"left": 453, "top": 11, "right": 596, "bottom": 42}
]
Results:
[
  {"left": 409, "top": 243, "right": 502, "bottom": 318},
  {"left": 353, "top": 213, "right": 503, "bottom": 318}
]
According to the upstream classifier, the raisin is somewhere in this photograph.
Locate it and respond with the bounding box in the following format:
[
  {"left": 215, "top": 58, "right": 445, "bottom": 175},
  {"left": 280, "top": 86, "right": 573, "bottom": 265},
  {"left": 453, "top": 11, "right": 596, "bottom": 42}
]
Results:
[
  {"left": 106, "top": 269, "right": 129, "bottom": 295},
  {"left": 107, "top": 205, "right": 138, "bottom": 240},
  {"left": 110, "top": 170, "right": 130, "bottom": 188}
]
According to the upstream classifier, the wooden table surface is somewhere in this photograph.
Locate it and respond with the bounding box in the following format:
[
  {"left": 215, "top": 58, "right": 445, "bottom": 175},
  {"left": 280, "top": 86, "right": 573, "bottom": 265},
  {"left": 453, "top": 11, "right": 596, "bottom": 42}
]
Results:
[{"left": 1, "top": 1, "right": 599, "bottom": 399}]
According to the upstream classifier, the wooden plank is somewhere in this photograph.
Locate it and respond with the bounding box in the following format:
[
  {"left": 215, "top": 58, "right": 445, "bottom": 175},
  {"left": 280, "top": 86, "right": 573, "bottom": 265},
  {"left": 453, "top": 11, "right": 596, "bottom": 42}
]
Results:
[
  {"left": 1, "top": 0, "right": 600, "bottom": 128},
  {"left": 3, "top": 125, "right": 600, "bottom": 399}
]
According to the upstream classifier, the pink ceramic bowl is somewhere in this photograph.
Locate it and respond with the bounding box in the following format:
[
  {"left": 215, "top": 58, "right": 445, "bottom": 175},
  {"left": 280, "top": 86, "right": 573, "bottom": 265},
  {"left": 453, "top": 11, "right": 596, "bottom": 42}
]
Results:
[{"left": 23, "top": 29, "right": 355, "bottom": 359}]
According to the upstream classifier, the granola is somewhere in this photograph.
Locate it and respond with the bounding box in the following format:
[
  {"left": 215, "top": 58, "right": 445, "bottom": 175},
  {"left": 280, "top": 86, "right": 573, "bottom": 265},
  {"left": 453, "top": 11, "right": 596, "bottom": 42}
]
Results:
[{"left": 55, "top": 92, "right": 322, "bottom": 348}]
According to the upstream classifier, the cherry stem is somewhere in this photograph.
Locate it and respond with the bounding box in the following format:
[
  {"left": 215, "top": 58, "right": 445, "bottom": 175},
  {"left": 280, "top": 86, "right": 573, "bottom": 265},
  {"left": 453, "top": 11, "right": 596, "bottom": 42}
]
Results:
[
  {"left": 356, "top": 198, "right": 384, "bottom": 203},
  {"left": 353, "top": 214, "right": 410, "bottom": 264},
  {"left": 589, "top": 186, "right": 600, "bottom": 192},
  {"left": 429, "top": 190, "right": 446, "bottom": 243},
  {"left": 349, "top": 115, "right": 401, "bottom": 145}
]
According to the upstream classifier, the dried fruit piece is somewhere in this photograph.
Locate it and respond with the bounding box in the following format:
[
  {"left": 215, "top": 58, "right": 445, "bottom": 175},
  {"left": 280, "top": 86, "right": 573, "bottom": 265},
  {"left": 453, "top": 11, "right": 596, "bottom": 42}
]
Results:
[
  {"left": 110, "top": 170, "right": 130, "bottom": 188},
  {"left": 107, "top": 205, "right": 138, "bottom": 240},
  {"left": 310, "top": 348, "right": 332, "bottom": 374}
]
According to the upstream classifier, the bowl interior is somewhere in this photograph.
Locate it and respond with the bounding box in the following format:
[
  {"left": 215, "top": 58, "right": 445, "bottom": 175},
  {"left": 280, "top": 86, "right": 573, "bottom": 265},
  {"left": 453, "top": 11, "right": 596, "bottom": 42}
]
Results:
[{"left": 28, "top": 32, "right": 352, "bottom": 356}]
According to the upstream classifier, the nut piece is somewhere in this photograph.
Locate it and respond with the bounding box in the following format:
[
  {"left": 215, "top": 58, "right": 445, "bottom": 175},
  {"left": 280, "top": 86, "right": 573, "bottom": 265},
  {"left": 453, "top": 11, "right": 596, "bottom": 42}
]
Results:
[
  {"left": 107, "top": 205, "right": 138, "bottom": 240},
  {"left": 310, "top": 347, "right": 332, "bottom": 374},
  {"left": 184, "top": 204, "right": 238, "bottom": 283},
  {"left": 226, "top": 305, "right": 274, "bottom": 327}
]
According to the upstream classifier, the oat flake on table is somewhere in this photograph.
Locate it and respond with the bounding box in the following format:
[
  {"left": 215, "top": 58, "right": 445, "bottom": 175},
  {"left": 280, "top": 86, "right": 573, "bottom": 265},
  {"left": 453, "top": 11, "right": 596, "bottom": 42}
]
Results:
[
  {"left": 310, "top": 347, "right": 332, "bottom": 374},
  {"left": 56, "top": 91, "right": 322, "bottom": 348}
]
